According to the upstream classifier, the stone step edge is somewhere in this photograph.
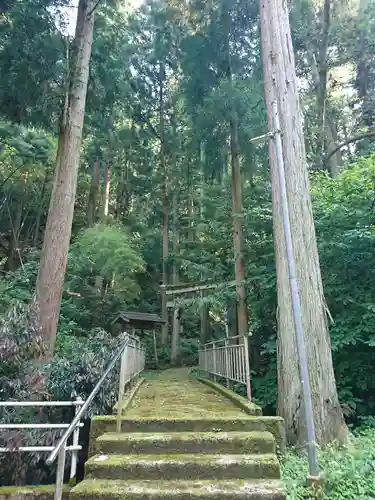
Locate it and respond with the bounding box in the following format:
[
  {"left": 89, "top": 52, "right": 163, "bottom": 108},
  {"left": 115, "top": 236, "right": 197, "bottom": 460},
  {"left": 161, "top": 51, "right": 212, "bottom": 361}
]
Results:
[
  {"left": 87, "top": 453, "right": 278, "bottom": 466},
  {"left": 195, "top": 377, "right": 262, "bottom": 416},
  {"left": 70, "top": 479, "right": 286, "bottom": 499},
  {"left": 85, "top": 453, "right": 280, "bottom": 479},
  {"left": 88, "top": 416, "right": 286, "bottom": 457},
  {"left": 97, "top": 430, "right": 276, "bottom": 442}
]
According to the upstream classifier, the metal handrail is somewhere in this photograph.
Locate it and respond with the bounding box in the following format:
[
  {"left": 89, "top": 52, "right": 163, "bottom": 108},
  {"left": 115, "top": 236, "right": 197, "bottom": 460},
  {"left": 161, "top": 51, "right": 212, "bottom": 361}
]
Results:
[
  {"left": 0, "top": 399, "right": 84, "bottom": 482},
  {"left": 198, "top": 334, "right": 252, "bottom": 401},
  {"left": 46, "top": 334, "right": 130, "bottom": 467}
]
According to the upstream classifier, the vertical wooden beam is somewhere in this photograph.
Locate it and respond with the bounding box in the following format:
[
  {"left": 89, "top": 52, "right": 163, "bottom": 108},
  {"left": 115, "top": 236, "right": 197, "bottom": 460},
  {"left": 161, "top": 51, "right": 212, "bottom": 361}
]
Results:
[{"left": 153, "top": 328, "right": 158, "bottom": 365}]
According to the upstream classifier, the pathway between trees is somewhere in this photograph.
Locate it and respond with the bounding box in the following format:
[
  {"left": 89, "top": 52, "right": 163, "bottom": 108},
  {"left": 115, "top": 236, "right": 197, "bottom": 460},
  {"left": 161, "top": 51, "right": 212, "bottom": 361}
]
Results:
[{"left": 71, "top": 368, "right": 286, "bottom": 499}]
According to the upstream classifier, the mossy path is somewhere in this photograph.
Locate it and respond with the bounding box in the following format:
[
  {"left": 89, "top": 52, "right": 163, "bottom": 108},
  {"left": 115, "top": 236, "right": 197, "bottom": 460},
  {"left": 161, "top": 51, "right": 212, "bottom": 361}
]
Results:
[
  {"left": 127, "top": 369, "right": 248, "bottom": 419},
  {"left": 71, "top": 369, "right": 286, "bottom": 499}
]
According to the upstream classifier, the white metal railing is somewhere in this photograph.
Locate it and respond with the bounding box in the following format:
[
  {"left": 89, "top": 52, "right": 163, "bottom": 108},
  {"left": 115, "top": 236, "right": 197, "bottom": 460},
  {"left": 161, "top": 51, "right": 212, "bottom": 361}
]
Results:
[
  {"left": 0, "top": 331, "right": 145, "bottom": 500},
  {"left": 116, "top": 334, "right": 145, "bottom": 432},
  {"left": 198, "top": 334, "right": 251, "bottom": 401},
  {"left": 0, "top": 399, "right": 84, "bottom": 484}
]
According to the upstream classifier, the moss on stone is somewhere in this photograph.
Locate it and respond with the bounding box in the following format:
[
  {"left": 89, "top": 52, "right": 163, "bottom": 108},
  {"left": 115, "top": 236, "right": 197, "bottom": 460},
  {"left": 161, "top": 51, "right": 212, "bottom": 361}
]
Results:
[
  {"left": 95, "top": 430, "right": 276, "bottom": 455},
  {"left": 0, "top": 485, "right": 70, "bottom": 500},
  {"left": 196, "top": 378, "right": 262, "bottom": 417},
  {"left": 70, "top": 478, "right": 286, "bottom": 500},
  {"left": 125, "top": 373, "right": 248, "bottom": 420},
  {"left": 112, "top": 377, "right": 145, "bottom": 415},
  {"left": 85, "top": 452, "right": 280, "bottom": 481}
]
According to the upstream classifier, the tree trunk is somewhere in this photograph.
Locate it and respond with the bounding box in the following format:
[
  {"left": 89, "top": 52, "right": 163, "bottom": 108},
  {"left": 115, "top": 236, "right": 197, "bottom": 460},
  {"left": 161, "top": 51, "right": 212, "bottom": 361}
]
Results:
[
  {"left": 101, "top": 165, "right": 110, "bottom": 219},
  {"left": 116, "top": 154, "right": 129, "bottom": 219},
  {"left": 33, "top": 167, "right": 53, "bottom": 246},
  {"left": 87, "top": 159, "right": 100, "bottom": 227},
  {"left": 325, "top": 117, "right": 342, "bottom": 177},
  {"left": 159, "top": 61, "right": 169, "bottom": 346},
  {"left": 171, "top": 162, "right": 180, "bottom": 363},
  {"left": 220, "top": 0, "right": 248, "bottom": 339},
  {"left": 5, "top": 197, "right": 22, "bottom": 271},
  {"left": 259, "top": 0, "right": 348, "bottom": 445},
  {"left": 356, "top": 0, "right": 373, "bottom": 129},
  {"left": 35, "top": 0, "right": 96, "bottom": 357},
  {"left": 199, "top": 141, "right": 210, "bottom": 344},
  {"left": 230, "top": 117, "right": 248, "bottom": 338},
  {"left": 315, "top": 0, "right": 330, "bottom": 157}
]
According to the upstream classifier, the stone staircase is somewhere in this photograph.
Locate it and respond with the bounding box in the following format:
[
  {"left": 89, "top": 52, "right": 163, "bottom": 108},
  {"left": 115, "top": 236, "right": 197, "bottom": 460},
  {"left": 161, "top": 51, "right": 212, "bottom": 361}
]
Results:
[{"left": 70, "top": 371, "right": 286, "bottom": 499}]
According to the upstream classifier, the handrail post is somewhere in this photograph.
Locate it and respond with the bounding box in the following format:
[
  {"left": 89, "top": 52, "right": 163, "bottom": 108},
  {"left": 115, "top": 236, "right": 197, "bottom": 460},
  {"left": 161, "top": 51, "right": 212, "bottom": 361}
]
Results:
[
  {"left": 117, "top": 335, "right": 128, "bottom": 433},
  {"left": 224, "top": 337, "right": 230, "bottom": 388},
  {"left": 204, "top": 344, "right": 207, "bottom": 373},
  {"left": 212, "top": 343, "right": 217, "bottom": 382},
  {"left": 70, "top": 397, "right": 83, "bottom": 482},
  {"left": 47, "top": 336, "right": 131, "bottom": 467},
  {"left": 55, "top": 447, "right": 66, "bottom": 500},
  {"left": 243, "top": 333, "right": 252, "bottom": 402}
]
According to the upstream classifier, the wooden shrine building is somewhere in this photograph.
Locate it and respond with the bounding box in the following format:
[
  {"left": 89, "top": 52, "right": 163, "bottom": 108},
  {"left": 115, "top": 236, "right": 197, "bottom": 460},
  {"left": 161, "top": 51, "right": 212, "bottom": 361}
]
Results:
[{"left": 111, "top": 311, "right": 165, "bottom": 364}]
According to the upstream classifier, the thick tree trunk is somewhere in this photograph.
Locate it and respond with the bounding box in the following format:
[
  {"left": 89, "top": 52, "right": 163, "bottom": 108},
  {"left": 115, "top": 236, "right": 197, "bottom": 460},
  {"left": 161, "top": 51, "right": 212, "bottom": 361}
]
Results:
[
  {"left": 35, "top": 0, "right": 95, "bottom": 357},
  {"left": 259, "top": 0, "right": 348, "bottom": 444},
  {"left": 87, "top": 159, "right": 100, "bottom": 227}
]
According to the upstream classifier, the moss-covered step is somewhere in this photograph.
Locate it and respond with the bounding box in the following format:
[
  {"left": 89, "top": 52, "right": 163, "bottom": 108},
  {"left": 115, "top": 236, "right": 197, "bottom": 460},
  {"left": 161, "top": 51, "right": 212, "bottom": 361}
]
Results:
[
  {"left": 70, "top": 478, "right": 286, "bottom": 500},
  {"left": 95, "top": 431, "right": 275, "bottom": 455},
  {"left": 85, "top": 453, "right": 280, "bottom": 481},
  {"left": 0, "top": 485, "right": 70, "bottom": 500},
  {"left": 196, "top": 379, "right": 262, "bottom": 417},
  {"left": 89, "top": 416, "right": 285, "bottom": 457}
]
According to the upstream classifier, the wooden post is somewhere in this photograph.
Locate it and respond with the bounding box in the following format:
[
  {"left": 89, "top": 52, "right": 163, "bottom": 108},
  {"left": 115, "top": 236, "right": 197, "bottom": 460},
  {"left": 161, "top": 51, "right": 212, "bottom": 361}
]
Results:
[{"left": 153, "top": 328, "right": 158, "bottom": 366}]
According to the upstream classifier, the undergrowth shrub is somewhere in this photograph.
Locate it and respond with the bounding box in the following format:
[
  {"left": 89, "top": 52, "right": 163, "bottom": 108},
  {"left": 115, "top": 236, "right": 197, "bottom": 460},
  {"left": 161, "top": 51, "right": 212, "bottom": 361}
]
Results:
[
  {"left": 0, "top": 301, "right": 124, "bottom": 486},
  {"left": 282, "top": 427, "right": 375, "bottom": 499}
]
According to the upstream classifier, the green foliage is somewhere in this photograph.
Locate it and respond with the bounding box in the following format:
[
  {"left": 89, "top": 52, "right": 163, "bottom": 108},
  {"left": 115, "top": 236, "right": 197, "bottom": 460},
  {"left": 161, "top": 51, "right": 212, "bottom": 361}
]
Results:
[
  {"left": 71, "top": 223, "right": 145, "bottom": 295},
  {"left": 282, "top": 428, "right": 375, "bottom": 499},
  {"left": 0, "top": 300, "right": 125, "bottom": 485},
  {"left": 49, "top": 329, "right": 121, "bottom": 415},
  {"left": 146, "top": 337, "right": 199, "bottom": 369},
  {"left": 0, "top": 301, "right": 52, "bottom": 485}
]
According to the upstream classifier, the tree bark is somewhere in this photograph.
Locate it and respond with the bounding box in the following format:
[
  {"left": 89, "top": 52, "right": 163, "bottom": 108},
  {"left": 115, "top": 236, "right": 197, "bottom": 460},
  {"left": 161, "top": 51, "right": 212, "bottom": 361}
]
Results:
[
  {"left": 356, "top": 0, "right": 373, "bottom": 129},
  {"left": 306, "top": 0, "right": 341, "bottom": 175},
  {"left": 87, "top": 159, "right": 100, "bottom": 227},
  {"left": 220, "top": 0, "right": 248, "bottom": 338},
  {"left": 33, "top": 167, "right": 53, "bottom": 246},
  {"left": 5, "top": 197, "right": 22, "bottom": 271},
  {"left": 199, "top": 141, "right": 210, "bottom": 344},
  {"left": 230, "top": 117, "right": 248, "bottom": 337},
  {"left": 259, "top": 0, "right": 348, "bottom": 444},
  {"left": 101, "top": 165, "right": 110, "bottom": 219},
  {"left": 159, "top": 61, "right": 169, "bottom": 346},
  {"left": 171, "top": 158, "right": 180, "bottom": 363},
  {"left": 35, "top": 0, "right": 96, "bottom": 357}
]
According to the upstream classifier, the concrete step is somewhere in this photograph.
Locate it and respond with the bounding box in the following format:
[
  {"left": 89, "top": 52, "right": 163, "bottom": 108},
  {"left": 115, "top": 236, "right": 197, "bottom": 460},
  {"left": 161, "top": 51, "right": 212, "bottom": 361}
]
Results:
[
  {"left": 89, "top": 416, "right": 285, "bottom": 457},
  {"left": 86, "top": 453, "right": 280, "bottom": 481},
  {"left": 95, "top": 431, "right": 276, "bottom": 455},
  {"left": 92, "top": 415, "right": 284, "bottom": 434},
  {"left": 70, "top": 479, "right": 286, "bottom": 500}
]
